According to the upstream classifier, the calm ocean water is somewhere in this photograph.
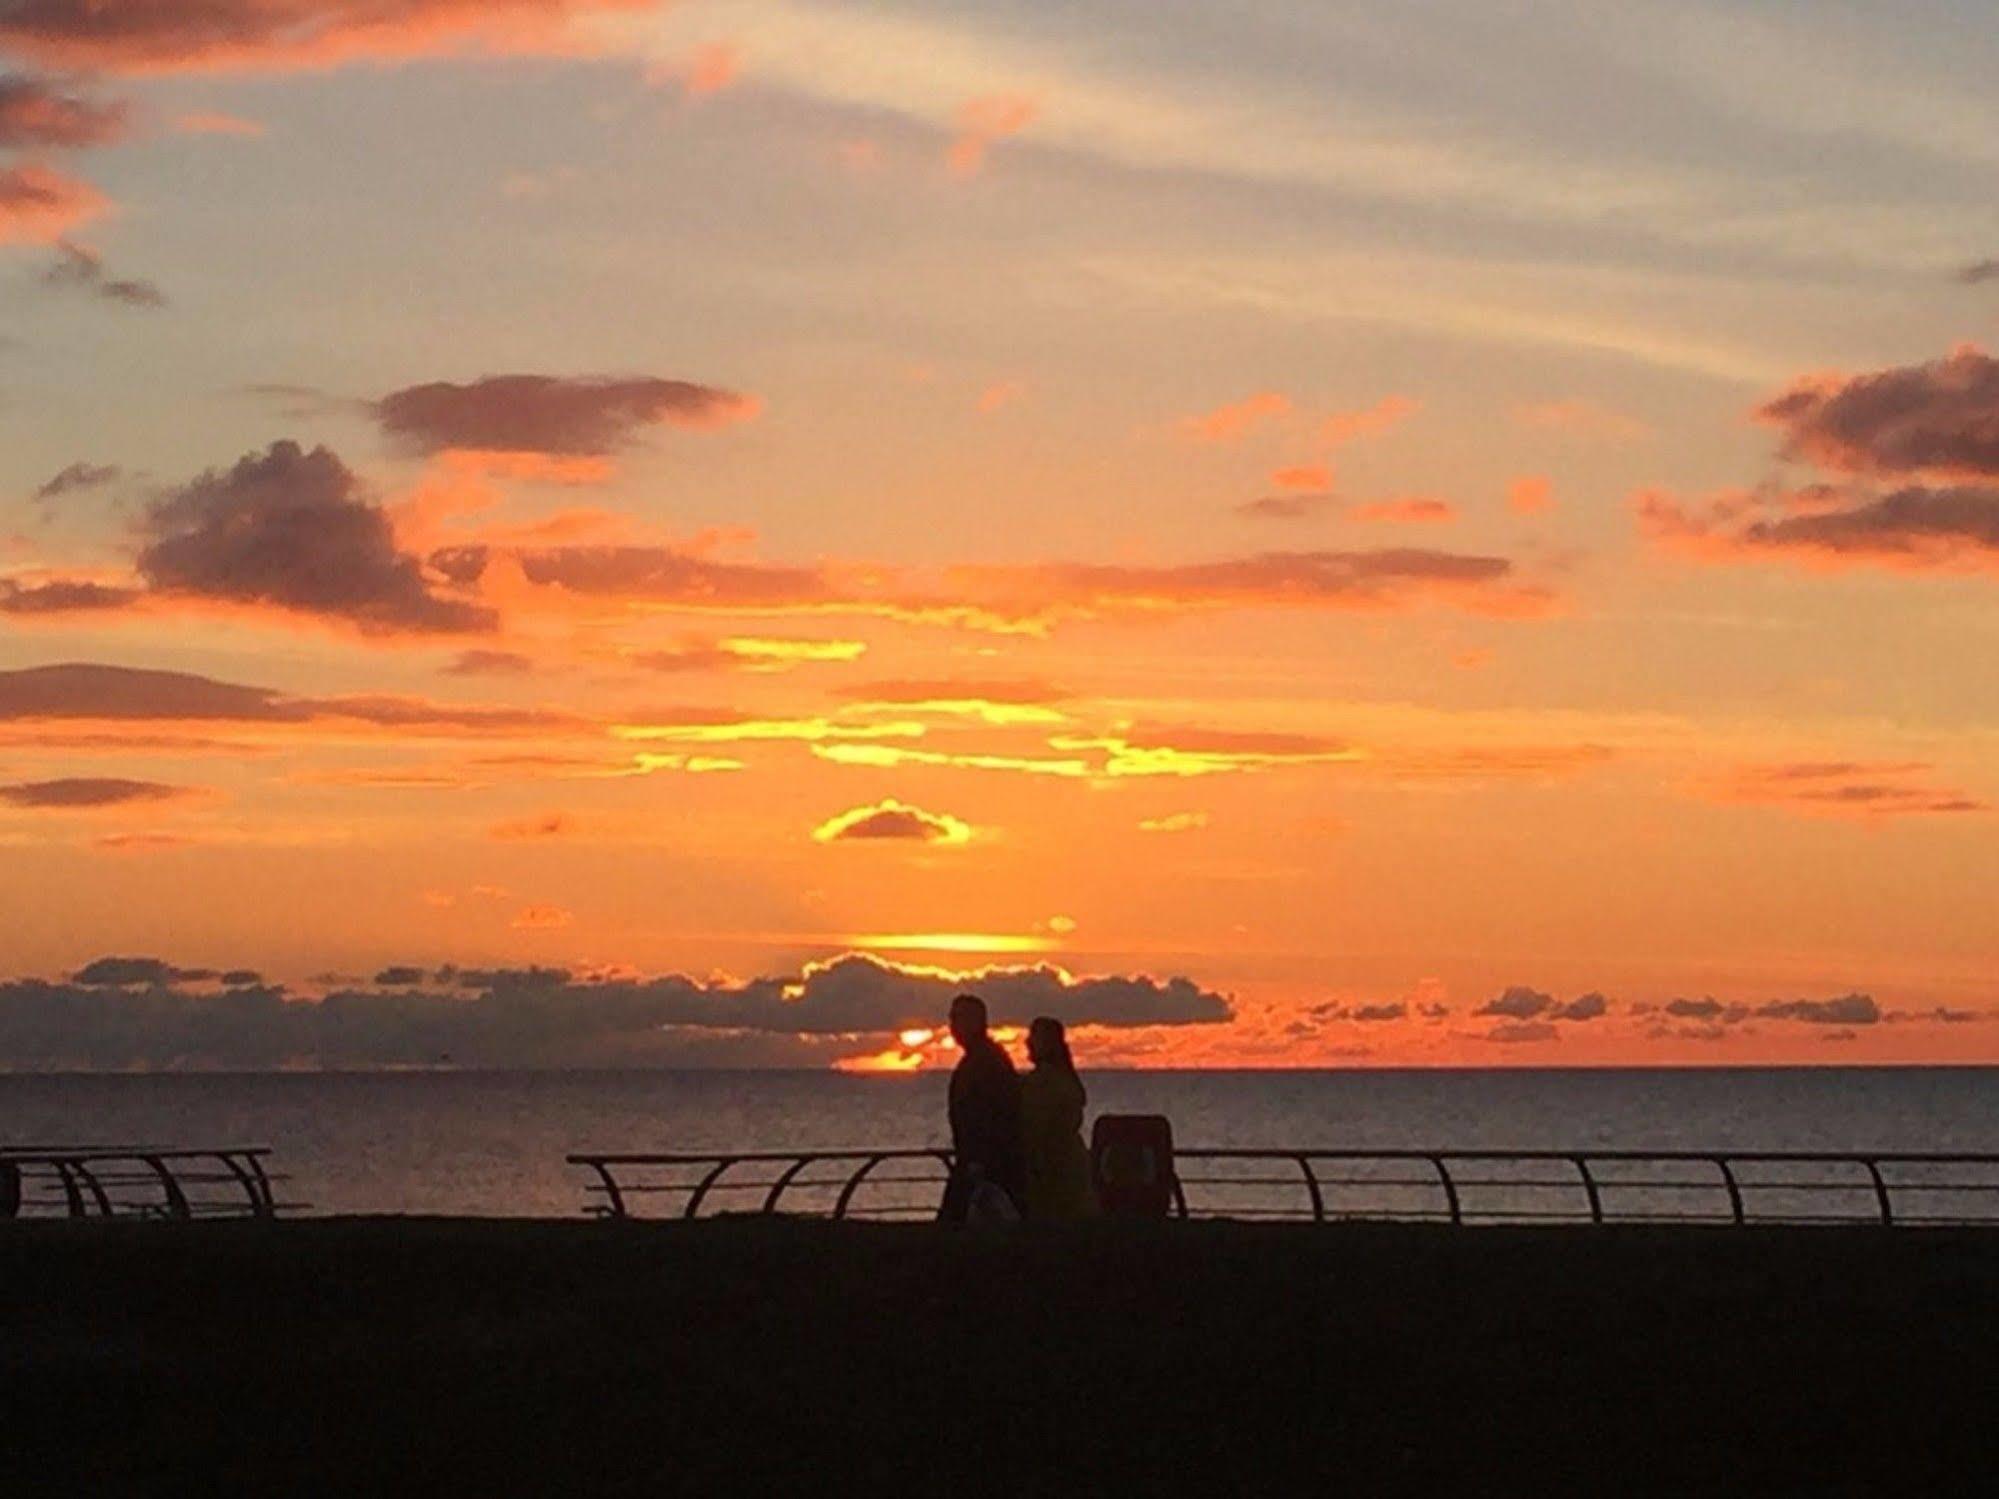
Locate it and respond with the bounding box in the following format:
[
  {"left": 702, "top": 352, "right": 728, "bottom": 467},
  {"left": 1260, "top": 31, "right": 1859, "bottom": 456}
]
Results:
[{"left": 3, "top": 1068, "right": 1996, "bottom": 1218}]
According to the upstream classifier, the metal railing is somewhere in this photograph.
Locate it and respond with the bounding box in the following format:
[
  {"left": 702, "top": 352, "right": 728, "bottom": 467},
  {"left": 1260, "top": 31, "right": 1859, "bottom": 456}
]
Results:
[
  {"left": 570, "top": 1149, "right": 955, "bottom": 1222},
  {"left": 568, "top": 1148, "right": 1999, "bottom": 1227},
  {"left": 0, "top": 1147, "right": 283, "bottom": 1221}
]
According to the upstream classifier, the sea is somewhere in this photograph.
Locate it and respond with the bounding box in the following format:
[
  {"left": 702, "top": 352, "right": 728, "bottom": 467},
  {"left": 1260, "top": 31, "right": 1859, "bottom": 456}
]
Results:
[{"left": 4, "top": 1067, "right": 1997, "bottom": 1219}]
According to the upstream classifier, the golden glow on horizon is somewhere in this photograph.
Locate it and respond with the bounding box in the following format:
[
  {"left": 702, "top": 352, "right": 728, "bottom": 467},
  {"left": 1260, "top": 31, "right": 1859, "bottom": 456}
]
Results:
[{"left": 848, "top": 933, "right": 1058, "bottom": 955}]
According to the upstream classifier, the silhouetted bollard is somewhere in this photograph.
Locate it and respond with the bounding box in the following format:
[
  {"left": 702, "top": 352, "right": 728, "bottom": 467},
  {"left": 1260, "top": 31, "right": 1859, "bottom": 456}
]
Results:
[
  {"left": 1091, "top": 1115, "right": 1176, "bottom": 1219},
  {"left": 1, "top": 1160, "right": 20, "bottom": 1220}
]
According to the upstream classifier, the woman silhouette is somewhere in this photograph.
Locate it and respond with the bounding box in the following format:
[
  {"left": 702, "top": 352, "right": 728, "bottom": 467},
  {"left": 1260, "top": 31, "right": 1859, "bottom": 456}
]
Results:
[{"left": 1021, "top": 1016, "right": 1099, "bottom": 1220}]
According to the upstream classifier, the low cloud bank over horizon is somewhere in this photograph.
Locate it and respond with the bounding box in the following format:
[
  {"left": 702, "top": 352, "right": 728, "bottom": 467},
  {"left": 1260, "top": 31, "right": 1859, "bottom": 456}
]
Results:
[{"left": 0, "top": 951, "right": 1233, "bottom": 1070}]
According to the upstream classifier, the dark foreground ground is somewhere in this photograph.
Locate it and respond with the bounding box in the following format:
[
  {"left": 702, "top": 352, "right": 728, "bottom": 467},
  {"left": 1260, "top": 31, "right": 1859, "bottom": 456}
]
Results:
[{"left": 5, "top": 1218, "right": 1997, "bottom": 1494}]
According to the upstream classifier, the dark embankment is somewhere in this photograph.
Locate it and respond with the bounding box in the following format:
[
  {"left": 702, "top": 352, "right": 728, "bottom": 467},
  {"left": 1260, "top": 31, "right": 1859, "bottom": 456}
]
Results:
[{"left": 5, "top": 1218, "right": 1996, "bottom": 1493}]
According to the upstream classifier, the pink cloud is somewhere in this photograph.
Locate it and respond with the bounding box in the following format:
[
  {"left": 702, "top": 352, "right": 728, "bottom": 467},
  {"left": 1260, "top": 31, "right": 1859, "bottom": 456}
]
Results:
[
  {"left": 0, "top": 74, "right": 127, "bottom": 146},
  {"left": 977, "top": 380, "right": 1027, "bottom": 414},
  {"left": 1507, "top": 475, "right": 1555, "bottom": 515},
  {"left": 952, "top": 548, "right": 1557, "bottom": 623},
  {"left": 1236, "top": 492, "right": 1338, "bottom": 521},
  {"left": 947, "top": 93, "right": 1037, "bottom": 177},
  {"left": 1318, "top": 395, "right": 1419, "bottom": 448},
  {"left": 1350, "top": 498, "right": 1455, "bottom": 525},
  {"left": 1270, "top": 463, "right": 1332, "bottom": 491},
  {"left": 0, "top": 0, "right": 665, "bottom": 76},
  {"left": 670, "top": 41, "right": 741, "bottom": 97},
  {"left": 511, "top": 903, "right": 574, "bottom": 930},
  {"left": 1177, "top": 391, "right": 1292, "bottom": 444},
  {"left": 0, "top": 162, "right": 106, "bottom": 243}
]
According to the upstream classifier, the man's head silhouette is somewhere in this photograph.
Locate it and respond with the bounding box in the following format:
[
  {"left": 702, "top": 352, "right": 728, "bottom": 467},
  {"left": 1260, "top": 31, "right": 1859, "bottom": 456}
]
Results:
[{"left": 949, "top": 992, "right": 988, "bottom": 1048}]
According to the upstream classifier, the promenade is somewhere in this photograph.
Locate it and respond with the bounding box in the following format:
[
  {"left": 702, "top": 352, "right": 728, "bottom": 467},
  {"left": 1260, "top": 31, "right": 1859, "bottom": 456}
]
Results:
[{"left": 7, "top": 1217, "right": 1995, "bottom": 1493}]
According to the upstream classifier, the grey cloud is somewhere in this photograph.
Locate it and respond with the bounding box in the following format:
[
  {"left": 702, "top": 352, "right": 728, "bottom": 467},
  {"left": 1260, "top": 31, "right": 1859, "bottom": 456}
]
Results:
[
  {"left": 42, "top": 240, "right": 165, "bottom": 308},
  {"left": 33, "top": 461, "right": 120, "bottom": 500},
  {"left": 0, "top": 952, "right": 1231, "bottom": 1070},
  {"left": 373, "top": 374, "right": 757, "bottom": 457},
  {"left": 136, "top": 441, "right": 495, "bottom": 635},
  {"left": 0, "top": 777, "right": 196, "bottom": 808},
  {"left": 1757, "top": 993, "right": 1881, "bottom": 1026},
  {"left": 1486, "top": 1021, "right": 1558, "bottom": 1044},
  {"left": 1477, "top": 986, "right": 1553, "bottom": 1020}
]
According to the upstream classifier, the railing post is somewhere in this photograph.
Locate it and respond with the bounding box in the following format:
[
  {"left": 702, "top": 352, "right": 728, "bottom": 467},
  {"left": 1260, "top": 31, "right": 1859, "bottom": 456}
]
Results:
[
  {"left": 1715, "top": 1157, "right": 1745, "bottom": 1225},
  {"left": 1431, "top": 1156, "right": 1461, "bottom": 1225},
  {"left": 1863, "top": 1159, "right": 1894, "bottom": 1226},
  {"left": 1295, "top": 1155, "right": 1324, "bottom": 1223},
  {"left": 71, "top": 1159, "right": 115, "bottom": 1218},
  {"left": 832, "top": 1155, "right": 889, "bottom": 1219},
  {"left": 761, "top": 1157, "right": 814, "bottom": 1215},
  {"left": 141, "top": 1155, "right": 191, "bottom": 1221},
  {"left": 1574, "top": 1157, "right": 1604, "bottom": 1225},
  {"left": 53, "top": 1160, "right": 86, "bottom": 1218},
  {"left": 585, "top": 1160, "right": 628, "bottom": 1220},
  {"left": 685, "top": 1158, "right": 739, "bottom": 1220}
]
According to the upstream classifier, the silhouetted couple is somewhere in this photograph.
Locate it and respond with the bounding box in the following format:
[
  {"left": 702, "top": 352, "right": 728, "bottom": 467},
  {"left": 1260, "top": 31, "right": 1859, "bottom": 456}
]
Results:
[{"left": 939, "top": 993, "right": 1097, "bottom": 1224}]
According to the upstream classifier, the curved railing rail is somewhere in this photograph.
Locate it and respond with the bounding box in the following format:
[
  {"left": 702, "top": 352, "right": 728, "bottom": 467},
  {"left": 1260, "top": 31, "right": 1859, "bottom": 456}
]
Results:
[
  {"left": 568, "top": 1148, "right": 1999, "bottom": 1227},
  {"left": 0, "top": 1147, "right": 283, "bottom": 1221}
]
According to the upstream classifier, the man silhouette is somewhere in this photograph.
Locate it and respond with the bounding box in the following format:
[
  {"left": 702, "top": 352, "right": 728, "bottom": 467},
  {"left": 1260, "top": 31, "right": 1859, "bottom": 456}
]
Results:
[{"left": 938, "top": 993, "right": 1025, "bottom": 1223}]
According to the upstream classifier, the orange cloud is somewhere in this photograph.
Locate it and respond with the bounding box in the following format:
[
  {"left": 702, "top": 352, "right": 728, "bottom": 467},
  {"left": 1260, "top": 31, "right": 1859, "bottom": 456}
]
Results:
[
  {"left": 0, "top": 0, "right": 656, "bottom": 75},
  {"left": 1270, "top": 463, "right": 1332, "bottom": 490},
  {"left": 1177, "top": 391, "right": 1292, "bottom": 444},
  {"left": 629, "top": 636, "right": 866, "bottom": 674},
  {"left": 1237, "top": 492, "right": 1338, "bottom": 521},
  {"left": 812, "top": 799, "right": 973, "bottom": 846},
  {"left": 977, "top": 380, "right": 1027, "bottom": 413},
  {"left": 0, "top": 75, "right": 127, "bottom": 146},
  {"left": 652, "top": 40, "right": 741, "bottom": 97},
  {"left": 0, "top": 162, "right": 107, "bottom": 243},
  {"left": 817, "top": 727, "right": 1362, "bottom": 782},
  {"left": 947, "top": 93, "right": 1037, "bottom": 177},
  {"left": 511, "top": 903, "right": 574, "bottom": 931},
  {"left": 1507, "top": 475, "right": 1555, "bottom": 515},
  {"left": 611, "top": 711, "right": 924, "bottom": 746},
  {"left": 948, "top": 548, "right": 1557, "bottom": 624},
  {"left": 1138, "top": 811, "right": 1209, "bottom": 833},
  {"left": 1701, "top": 762, "right": 1989, "bottom": 820},
  {"left": 1318, "top": 395, "right": 1420, "bottom": 448},
  {"left": 1351, "top": 498, "right": 1456, "bottom": 525}
]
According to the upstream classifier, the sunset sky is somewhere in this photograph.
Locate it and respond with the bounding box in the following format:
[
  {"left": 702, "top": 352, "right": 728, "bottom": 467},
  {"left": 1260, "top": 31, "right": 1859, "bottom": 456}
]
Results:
[{"left": 3, "top": 0, "right": 1997, "bottom": 1069}]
